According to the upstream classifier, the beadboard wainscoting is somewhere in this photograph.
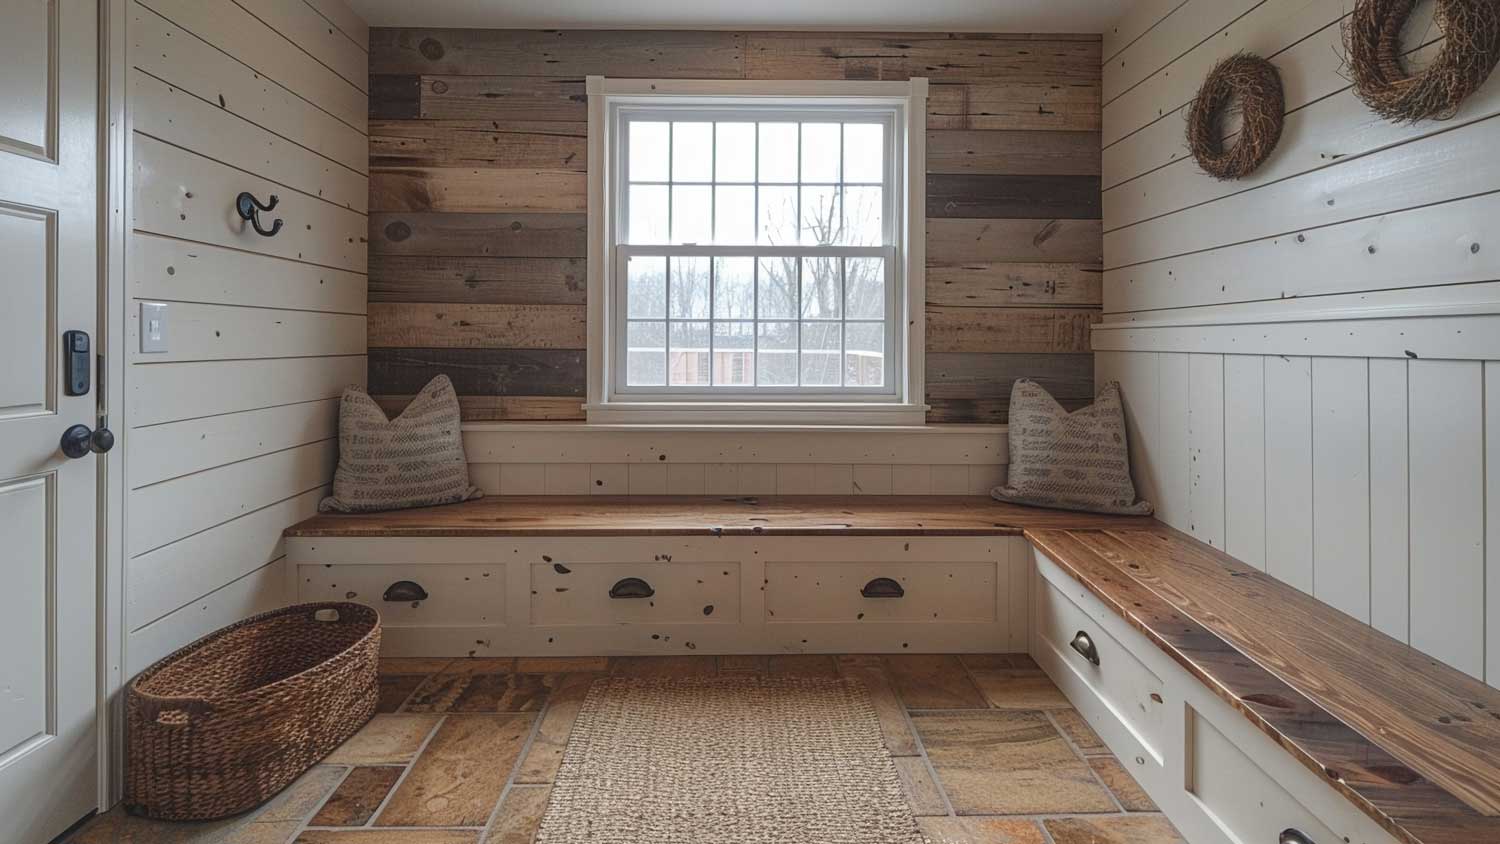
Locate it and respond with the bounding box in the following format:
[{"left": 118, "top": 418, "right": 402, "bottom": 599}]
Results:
[
  {"left": 122, "top": 0, "right": 369, "bottom": 676},
  {"left": 1100, "top": 0, "right": 1500, "bottom": 689},
  {"left": 460, "top": 425, "right": 1009, "bottom": 496},
  {"left": 367, "top": 29, "right": 1104, "bottom": 425}
]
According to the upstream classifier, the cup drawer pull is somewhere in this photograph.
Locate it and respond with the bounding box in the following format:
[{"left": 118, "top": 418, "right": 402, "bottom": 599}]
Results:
[
  {"left": 860, "top": 577, "right": 905, "bottom": 598},
  {"left": 1280, "top": 830, "right": 1315, "bottom": 844},
  {"left": 1070, "top": 630, "right": 1100, "bottom": 666},
  {"left": 383, "top": 580, "right": 428, "bottom": 602},
  {"left": 609, "top": 577, "right": 655, "bottom": 599}
]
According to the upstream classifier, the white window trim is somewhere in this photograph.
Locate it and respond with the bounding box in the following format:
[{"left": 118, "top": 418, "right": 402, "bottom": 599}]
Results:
[{"left": 585, "top": 76, "right": 928, "bottom": 427}]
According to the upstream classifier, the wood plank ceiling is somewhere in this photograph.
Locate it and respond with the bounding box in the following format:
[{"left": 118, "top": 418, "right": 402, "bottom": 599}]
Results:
[{"left": 368, "top": 29, "right": 1103, "bottom": 423}]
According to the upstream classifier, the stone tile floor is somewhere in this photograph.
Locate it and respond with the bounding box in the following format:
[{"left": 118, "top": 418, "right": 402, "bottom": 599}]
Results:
[{"left": 67, "top": 654, "right": 1184, "bottom": 844}]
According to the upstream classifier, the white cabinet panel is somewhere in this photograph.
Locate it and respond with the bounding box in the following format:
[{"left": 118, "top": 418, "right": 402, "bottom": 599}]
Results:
[
  {"left": 531, "top": 561, "right": 741, "bottom": 626},
  {"left": 764, "top": 561, "right": 995, "bottom": 623}
]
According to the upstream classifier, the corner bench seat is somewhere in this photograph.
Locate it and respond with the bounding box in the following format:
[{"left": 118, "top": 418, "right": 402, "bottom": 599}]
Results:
[{"left": 284, "top": 496, "right": 1500, "bottom": 844}]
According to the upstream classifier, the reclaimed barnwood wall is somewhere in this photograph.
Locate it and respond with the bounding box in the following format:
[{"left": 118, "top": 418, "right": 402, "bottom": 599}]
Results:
[{"left": 367, "top": 29, "right": 1103, "bottom": 423}]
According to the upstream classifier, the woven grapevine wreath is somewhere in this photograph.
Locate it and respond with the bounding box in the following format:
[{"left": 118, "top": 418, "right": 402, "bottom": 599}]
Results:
[
  {"left": 1346, "top": 0, "right": 1500, "bottom": 123},
  {"left": 1186, "top": 52, "right": 1286, "bottom": 181}
]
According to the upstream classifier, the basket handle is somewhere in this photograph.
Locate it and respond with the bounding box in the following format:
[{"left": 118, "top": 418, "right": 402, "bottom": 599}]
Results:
[{"left": 139, "top": 696, "right": 214, "bottom": 725}]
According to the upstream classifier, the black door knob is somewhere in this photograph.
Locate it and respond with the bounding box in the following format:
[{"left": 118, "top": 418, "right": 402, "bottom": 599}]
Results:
[
  {"left": 60, "top": 424, "right": 115, "bottom": 459},
  {"left": 91, "top": 427, "right": 116, "bottom": 454}
]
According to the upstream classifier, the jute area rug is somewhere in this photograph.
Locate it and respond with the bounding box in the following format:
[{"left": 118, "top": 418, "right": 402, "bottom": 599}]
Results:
[{"left": 535, "top": 675, "right": 928, "bottom": 844}]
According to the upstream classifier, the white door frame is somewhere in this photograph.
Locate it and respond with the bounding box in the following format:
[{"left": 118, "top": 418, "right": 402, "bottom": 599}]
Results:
[{"left": 97, "top": 0, "right": 129, "bottom": 809}]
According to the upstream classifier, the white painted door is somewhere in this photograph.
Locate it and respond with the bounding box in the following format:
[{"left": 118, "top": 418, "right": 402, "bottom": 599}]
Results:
[{"left": 0, "top": 2, "right": 102, "bottom": 842}]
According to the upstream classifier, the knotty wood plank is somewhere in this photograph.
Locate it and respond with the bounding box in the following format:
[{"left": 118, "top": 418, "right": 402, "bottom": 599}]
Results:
[
  {"left": 926, "top": 262, "right": 1102, "bottom": 307},
  {"left": 374, "top": 395, "right": 585, "bottom": 422},
  {"left": 926, "top": 306, "right": 1098, "bottom": 354},
  {"left": 370, "top": 28, "right": 746, "bottom": 77},
  {"left": 926, "top": 352, "right": 1094, "bottom": 406},
  {"left": 369, "top": 73, "right": 423, "bottom": 119},
  {"left": 370, "top": 167, "right": 587, "bottom": 213},
  {"left": 928, "top": 219, "right": 1103, "bottom": 264},
  {"left": 369, "top": 255, "right": 586, "bottom": 304},
  {"left": 370, "top": 120, "right": 587, "bottom": 168},
  {"left": 926, "top": 396, "right": 1083, "bottom": 424},
  {"left": 927, "top": 130, "right": 1101, "bottom": 176},
  {"left": 284, "top": 495, "right": 1154, "bottom": 538},
  {"left": 745, "top": 33, "right": 1100, "bottom": 83},
  {"left": 928, "top": 175, "right": 1101, "bottom": 219},
  {"left": 417, "top": 76, "right": 588, "bottom": 121},
  {"left": 371, "top": 213, "right": 588, "bottom": 257},
  {"left": 368, "top": 347, "right": 585, "bottom": 396},
  {"left": 1026, "top": 527, "right": 1500, "bottom": 844},
  {"left": 928, "top": 82, "right": 1102, "bottom": 131},
  {"left": 367, "top": 303, "right": 587, "bottom": 349}
]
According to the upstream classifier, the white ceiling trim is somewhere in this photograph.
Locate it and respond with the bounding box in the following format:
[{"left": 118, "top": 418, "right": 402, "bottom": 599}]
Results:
[{"left": 345, "top": 0, "right": 1130, "bottom": 33}]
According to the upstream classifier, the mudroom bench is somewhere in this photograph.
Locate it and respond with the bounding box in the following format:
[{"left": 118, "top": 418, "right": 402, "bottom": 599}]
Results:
[{"left": 283, "top": 496, "right": 1500, "bottom": 844}]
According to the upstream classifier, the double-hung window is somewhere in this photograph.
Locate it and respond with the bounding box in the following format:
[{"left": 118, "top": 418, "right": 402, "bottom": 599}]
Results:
[{"left": 586, "top": 78, "right": 928, "bottom": 425}]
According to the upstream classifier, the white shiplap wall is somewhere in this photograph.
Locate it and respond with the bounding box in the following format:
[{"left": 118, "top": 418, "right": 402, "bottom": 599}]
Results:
[
  {"left": 1099, "top": 0, "right": 1500, "bottom": 688},
  {"left": 459, "top": 426, "right": 1011, "bottom": 496},
  {"left": 122, "top": 0, "right": 368, "bottom": 675}
]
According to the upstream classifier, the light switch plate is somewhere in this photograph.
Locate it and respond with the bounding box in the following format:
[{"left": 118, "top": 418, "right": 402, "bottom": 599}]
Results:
[{"left": 140, "top": 302, "right": 169, "bottom": 354}]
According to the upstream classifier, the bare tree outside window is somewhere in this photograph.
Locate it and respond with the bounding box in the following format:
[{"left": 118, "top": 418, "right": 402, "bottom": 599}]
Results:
[{"left": 619, "top": 116, "right": 893, "bottom": 394}]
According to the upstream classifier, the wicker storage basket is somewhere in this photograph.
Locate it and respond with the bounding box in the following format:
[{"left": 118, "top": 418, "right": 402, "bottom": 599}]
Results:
[{"left": 125, "top": 602, "right": 380, "bottom": 820}]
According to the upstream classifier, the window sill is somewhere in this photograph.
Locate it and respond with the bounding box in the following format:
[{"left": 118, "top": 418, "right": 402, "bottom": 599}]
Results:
[{"left": 581, "top": 401, "right": 931, "bottom": 427}]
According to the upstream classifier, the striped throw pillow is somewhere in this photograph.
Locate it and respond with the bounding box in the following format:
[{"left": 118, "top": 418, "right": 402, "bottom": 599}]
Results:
[
  {"left": 319, "top": 374, "right": 482, "bottom": 513},
  {"left": 992, "top": 379, "right": 1154, "bottom": 516}
]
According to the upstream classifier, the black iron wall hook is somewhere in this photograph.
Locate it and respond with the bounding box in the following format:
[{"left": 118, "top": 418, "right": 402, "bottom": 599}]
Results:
[{"left": 236, "top": 191, "right": 283, "bottom": 237}]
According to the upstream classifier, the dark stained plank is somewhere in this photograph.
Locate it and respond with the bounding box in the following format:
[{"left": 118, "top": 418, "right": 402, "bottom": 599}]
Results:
[
  {"left": 927, "top": 130, "right": 1100, "bottom": 176},
  {"left": 367, "top": 347, "right": 585, "bottom": 396},
  {"left": 369, "top": 255, "right": 586, "bottom": 304},
  {"left": 370, "top": 120, "right": 588, "bottom": 168},
  {"left": 927, "top": 262, "right": 1102, "bottom": 307},
  {"left": 374, "top": 394, "right": 584, "bottom": 421},
  {"left": 928, "top": 81, "right": 1102, "bottom": 131},
  {"left": 370, "top": 167, "right": 587, "bottom": 213},
  {"left": 419, "top": 76, "right": 587, "bottom": 121},
  {"left": 370, "top": 212, "right": 588, "bottom": 258},
  {"left": 745, "top": 33, "right": 1100, "bottom": 83},
  {"left": 927, "top": 175, "right": 1102, "bottom": 219},
  {"left": 928, "top": 218, "right": 1103, "bottom": 264},
  {"left": 1026, "top": 528, "right": 1500, "bottom": 844},
  {"left": 370, "top": 74, "right": 421, "bottom": 119},
  {"left": 367, "top": 303, "right": 587, "bottom": 349},
  {"left": 370, "top": 29, "right": 746, "bottom": 77},
  {"left": 284, "top": 495, "right": 1157, "bottom": 538},
  {"left": 926, "top": 306, "right": 1099, "bottom": 354},
  {"left": 926, "top": 395, "right": 1090, "bottom": 424},
  {"left": 924, "top": 352, "right": 1092, "bottom": 413}
]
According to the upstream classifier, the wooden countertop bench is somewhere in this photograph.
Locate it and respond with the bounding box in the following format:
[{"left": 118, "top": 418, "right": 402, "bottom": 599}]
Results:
[
  {"left": 285, "top": 496, "right": 1500, "bottom": 844},
  {"left": 1029, "top": 528, "right": 1500, "bottom": 844},
  {"left": 282, "top": 495, "right": 1156, "bottom": 537}
]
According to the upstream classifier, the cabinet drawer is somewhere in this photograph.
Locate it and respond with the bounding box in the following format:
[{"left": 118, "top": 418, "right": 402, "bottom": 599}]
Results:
[
  {"left": 1188, "top": 706, "right": 1345, "bottom": 844},
  {"left": 1034, "top": 570, "right": 1167, "bottom": 762},
  {"left": 764, "top": 561, "right": 996, "bottom": 623},
  {"left": 297, "top": 563, "right": 504, "bottom": 627},
  {"left": 530, "top": 561, "right": 741, "bottom": 626}
]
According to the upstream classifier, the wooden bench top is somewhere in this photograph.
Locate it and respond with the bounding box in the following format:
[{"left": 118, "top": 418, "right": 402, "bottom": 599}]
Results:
[
  {"left": 1029, "top": 528, "right": 1500, "bottom": 844},
  {"left": 284, "top": 495, "right": 1500, "bottom": 844},
  {"left": 283, "top": 495, "right": 1156, "bottom": 537}
]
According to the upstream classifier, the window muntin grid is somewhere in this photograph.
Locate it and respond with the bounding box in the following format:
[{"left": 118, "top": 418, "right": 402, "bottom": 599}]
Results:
[{"left": 611, "top": 105, "right": 901, "bottom": 400}]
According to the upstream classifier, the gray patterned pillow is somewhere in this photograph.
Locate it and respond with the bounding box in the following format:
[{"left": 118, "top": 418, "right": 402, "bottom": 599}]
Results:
[
  {"left": 992, "top": 379, "right": 1153, "bottom": 515},
  {"left": 319, "top": 374, "right": 482, "bottom": 513}
]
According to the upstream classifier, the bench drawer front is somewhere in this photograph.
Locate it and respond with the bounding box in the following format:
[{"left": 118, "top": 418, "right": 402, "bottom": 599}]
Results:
[
  {"left": 763, "top": 561, "right": 997, "bottom": 622},
  {"left": 530, "top": 561, "right": 741, "bottom": 626},
  {"left": 297, "top": 563, "right": 505, "bottom": 627},
  {"left": 1034, "top": 569, "right": 1167, "bottom": 762},
  {"left": 1188, "top": 707, "right": 1344, "bottom": 844}
]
